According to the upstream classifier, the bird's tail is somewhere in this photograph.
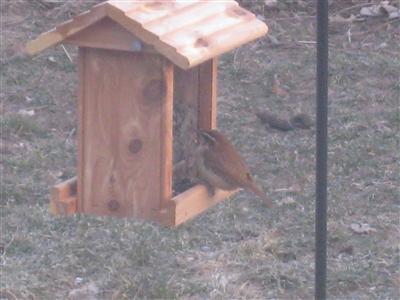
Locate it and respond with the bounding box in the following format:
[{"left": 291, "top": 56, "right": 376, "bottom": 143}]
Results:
[{"left": 248, "top": 182, "right": 273, "bottom": 208}]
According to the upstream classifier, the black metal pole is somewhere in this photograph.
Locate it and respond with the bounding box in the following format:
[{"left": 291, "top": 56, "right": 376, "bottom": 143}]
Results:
[{"left": 315, "top": 0, "right": 329, "bottom": 299}]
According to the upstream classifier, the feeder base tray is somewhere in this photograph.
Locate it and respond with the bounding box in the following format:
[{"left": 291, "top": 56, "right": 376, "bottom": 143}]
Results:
[{"left": 50, "top": 177, "right": 237, "bottom": 227}]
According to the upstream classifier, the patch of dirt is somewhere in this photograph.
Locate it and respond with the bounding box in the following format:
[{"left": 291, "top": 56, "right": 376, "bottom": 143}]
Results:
[{"left": 1, "top": 1, "right": 399, "bottom": 299}]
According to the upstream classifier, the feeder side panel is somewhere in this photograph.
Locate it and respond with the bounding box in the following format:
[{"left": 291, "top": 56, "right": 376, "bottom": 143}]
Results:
[{"left": 79, "top": 48, "right": 172, "bottom": 218}]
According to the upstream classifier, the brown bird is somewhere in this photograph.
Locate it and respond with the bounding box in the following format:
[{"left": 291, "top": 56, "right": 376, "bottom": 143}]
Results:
[{"left": 196, "top": 129, "right": 273, "bottom": 207}]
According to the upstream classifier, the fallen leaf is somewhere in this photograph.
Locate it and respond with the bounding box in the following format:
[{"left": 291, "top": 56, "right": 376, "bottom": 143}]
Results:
[
  {"left": 56, "top": 171, "right": 65, "bottom": 178},
  {"left": 388, "top": 9, "right": 399, "bottom": 19},
  {"left": 74, "top": 277, "right": 84, "bottom": 286},
  {"left": 68, "top": 282, "right": 99, "bottom": 300},
  {"left": 381, "top": 1, "right": 400, "bottom": 18},
  {"left": 350, "top": 223, "right": 377, "bottom": 234},
  {"left": 262, "top": 229, "right": 282, "bottom": 251},
  {"left": 360, "top": 5, "right": 382, "bottom": 17},
  {"left": 264, "top": 0, "right": 278, "bottom": 8},
  {"left": 329, "top": 14, "right": 361, "bottom": 23},
  {"left": 360, "top": 1, "right": 399, "bottom": 18},
  {"left": 375, "top": 42, "right": 388, "bottom": 50},
  {"left": 267, "top": 34, "right": 281, "bottom": 46},
  {"left": 278, "top": 197, "right": 296, "bottom": 206},
  {"left": 17, "top": 109, "right": 35, "bottom": 116}
]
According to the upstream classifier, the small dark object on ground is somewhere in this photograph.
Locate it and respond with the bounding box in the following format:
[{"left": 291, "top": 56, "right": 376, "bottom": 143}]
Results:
[
  {"left": 290, "top": 113, "right": 313, "bottom": 129},
  {"left": 256, "top": 111, "right": 313, "bottom": 131},
  {"left": 256, "top": 111, "right": 293, "bottom": 131}
]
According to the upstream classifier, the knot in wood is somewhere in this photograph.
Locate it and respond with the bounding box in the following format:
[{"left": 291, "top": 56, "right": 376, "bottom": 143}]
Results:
[
  {"left": 143, "top": 79, "right": 166, "bottom": 103},
  {"left": 195, "top": 37, "right": 209, "bottom": 48},
  {"left": 129, "top": 139, "right": 143, "bottom": 154},
  {"left": 145, "top": 1, "right": 175, "bottom": 9},
  {"left": 107, "top": 199, "right": 120, "bottom": 211}
]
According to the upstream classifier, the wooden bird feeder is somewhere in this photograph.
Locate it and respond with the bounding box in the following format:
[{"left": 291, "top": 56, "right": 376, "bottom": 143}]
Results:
[{"left": 26, "top": 0, "right": 268, "bottom": 226}]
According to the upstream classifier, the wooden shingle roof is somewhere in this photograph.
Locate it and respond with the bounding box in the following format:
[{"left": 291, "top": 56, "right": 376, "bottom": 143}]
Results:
[{"left": 26, "top": 0, "right": 268, "bottom": 69}]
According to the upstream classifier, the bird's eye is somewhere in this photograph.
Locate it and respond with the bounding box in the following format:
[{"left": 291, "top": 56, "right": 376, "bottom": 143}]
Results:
[{"left": 202, "top": 132, "right": 217, "bottom": 145}]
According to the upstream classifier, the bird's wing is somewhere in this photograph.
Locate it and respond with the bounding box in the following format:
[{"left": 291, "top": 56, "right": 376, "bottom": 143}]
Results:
[{"left": 203, "top": 143, "right": 252, "bottom": 187}]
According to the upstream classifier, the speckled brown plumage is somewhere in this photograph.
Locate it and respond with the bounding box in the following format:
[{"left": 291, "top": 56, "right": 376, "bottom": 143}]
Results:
[{"left": 196, "top": 129, "right": 273, "bottom": 207}]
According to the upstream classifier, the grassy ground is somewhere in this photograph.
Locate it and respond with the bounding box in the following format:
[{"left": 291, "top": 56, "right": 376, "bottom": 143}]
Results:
[{"left": 1, "top": 1, "right": 399, "bottom": 299}]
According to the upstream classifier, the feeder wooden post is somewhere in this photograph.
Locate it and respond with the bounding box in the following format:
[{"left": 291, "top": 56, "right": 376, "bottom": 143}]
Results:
[{"left": 198, "top": 59, "right": 218, "bottom": 131}]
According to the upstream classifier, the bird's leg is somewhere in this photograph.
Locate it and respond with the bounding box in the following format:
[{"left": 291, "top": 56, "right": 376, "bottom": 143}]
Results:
[{"left": 202, "top": 181, "right": 216, "bottom": 197}]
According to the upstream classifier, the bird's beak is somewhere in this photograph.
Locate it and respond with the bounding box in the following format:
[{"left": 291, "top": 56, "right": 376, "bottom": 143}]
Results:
[{"left": 197, "top": 129, "right": 216, "bottom": 145}]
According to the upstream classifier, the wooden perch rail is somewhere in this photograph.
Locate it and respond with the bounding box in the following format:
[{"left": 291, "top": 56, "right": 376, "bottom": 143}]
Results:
[
  {"left": 50, "top": 175, "right": 238, "bottom": 227},
  {"left": 158, "top": 184, "right": 238, "bottom": 227}
]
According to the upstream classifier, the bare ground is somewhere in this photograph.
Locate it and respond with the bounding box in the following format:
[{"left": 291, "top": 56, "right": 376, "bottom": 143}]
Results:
[{"left": 1, "top": 1, "right": 399, "bottom": 299}]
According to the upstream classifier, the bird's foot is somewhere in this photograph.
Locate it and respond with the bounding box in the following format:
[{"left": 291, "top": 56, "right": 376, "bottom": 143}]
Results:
[
  {"left": 192, "top": 178, "right": 216, "bottom": 197},
  {"left": 199, "top": 180, "right": 215, "bottom": 197}
]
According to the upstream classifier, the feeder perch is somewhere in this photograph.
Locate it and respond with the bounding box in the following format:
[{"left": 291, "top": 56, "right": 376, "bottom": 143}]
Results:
[{"left": 26, "top": 0, "right": 268, "bottom": 226}]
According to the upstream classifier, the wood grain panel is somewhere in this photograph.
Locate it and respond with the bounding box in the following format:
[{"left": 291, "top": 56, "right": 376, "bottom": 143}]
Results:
[
  {"left": 161, "top": 6, "right": 251, "bottom": 49},
  {"left": 143, "top": 1, "right": 235, "bottom": 36},
  {"left": 125, "top": 1, "right": 196, "bottom": 24},
  {"left": 81, "top": 48, "right": 172, "bottom": 218},
  {"left": 178, "top": 18, "right": 268, "bottom": 67},
  {"left": 107, "top": 0, "right": 143, "bottom": 12}
]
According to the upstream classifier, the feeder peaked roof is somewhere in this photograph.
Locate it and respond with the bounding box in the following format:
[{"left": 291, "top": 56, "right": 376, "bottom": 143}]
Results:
[{"left": 26, "top": 0, "right": 268, "bottom": 69}]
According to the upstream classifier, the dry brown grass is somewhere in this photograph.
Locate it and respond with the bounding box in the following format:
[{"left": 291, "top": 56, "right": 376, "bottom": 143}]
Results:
[{"left": 1, "top": 1, "right": 399, "bottom": 299}]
